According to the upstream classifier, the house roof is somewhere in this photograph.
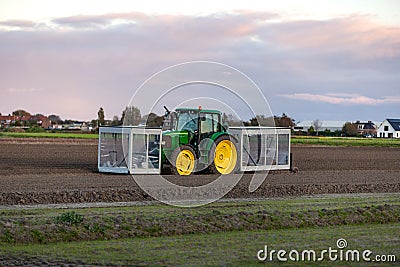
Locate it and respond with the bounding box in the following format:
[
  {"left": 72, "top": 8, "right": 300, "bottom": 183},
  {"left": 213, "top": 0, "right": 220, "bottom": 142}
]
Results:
[
  {"left": 356, "top": 121, "right": 376, "bottom": 130},
  {"left": 387, "top": 119, "right": 400, "bottom": 131},
  {"left": 0, "top": 115, "right": 15, "bottom": 121}
]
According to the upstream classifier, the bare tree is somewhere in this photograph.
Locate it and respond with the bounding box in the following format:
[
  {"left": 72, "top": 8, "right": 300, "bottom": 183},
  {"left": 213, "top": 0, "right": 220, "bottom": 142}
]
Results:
[
  {"left": 222, "top": 113, "right": 242, "bottom": 126},
  {"left": 121, "top": 106, "right": 141, "bottom": 126},
  {"left": 312, "top": 119, "right": 323, "bottom": 136},
  {"left": 111, "top": 115, "right": 120, "bottom": 126}
]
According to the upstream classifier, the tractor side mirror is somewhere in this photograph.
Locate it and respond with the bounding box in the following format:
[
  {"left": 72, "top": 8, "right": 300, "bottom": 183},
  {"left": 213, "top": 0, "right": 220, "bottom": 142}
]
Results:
[{"left": 200, "top": 116, "right": 206, "bottom": 121}]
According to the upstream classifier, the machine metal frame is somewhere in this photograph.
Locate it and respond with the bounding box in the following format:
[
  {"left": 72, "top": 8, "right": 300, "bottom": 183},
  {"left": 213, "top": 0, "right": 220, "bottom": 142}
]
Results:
[
  {"left": 98, "top": 126, "right": 291, "bottom": 174},
  {"left": 98, "top": 126, "right": 162, "bottom": 174},
  {"left": 229, "top": 127, "right": 291, "bottom": 172}
]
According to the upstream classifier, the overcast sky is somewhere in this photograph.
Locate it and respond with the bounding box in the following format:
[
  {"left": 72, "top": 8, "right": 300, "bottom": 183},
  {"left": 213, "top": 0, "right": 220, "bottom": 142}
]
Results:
[{"left": 0, "top": 0, "right": 399, "bottom": 123}]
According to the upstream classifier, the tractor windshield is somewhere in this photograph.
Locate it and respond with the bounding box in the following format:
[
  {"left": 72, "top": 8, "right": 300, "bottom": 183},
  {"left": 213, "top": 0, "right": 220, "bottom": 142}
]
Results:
[
  {"left": 176, "top": 111, "right": 198, "bottom": 132},
  {"left": 162, "top": 110, "right": 198, "bottom": 132},
  {"left": 163, "top": 109, "right": 222, "bottom": 133}
]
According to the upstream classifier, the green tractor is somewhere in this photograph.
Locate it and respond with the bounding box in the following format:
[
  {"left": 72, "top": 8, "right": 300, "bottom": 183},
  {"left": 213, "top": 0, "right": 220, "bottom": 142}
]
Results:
[{"left": 160, "top": 106, "right": 238, "bottom": 175}]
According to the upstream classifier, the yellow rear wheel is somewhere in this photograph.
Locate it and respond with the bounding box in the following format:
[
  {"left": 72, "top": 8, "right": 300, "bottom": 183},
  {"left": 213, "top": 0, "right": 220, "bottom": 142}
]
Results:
[
  {"left": 173, "top": 146, "right": 196, "bottom": 176},
  {"left": 212, "top": 137, "right": 237, "bottom": 175}
]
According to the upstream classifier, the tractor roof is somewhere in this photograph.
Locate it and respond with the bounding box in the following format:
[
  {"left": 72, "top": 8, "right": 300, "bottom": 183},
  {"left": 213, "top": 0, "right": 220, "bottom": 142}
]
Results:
[{"left": 175, "top": 108, "right": 221, "bottom": 115}]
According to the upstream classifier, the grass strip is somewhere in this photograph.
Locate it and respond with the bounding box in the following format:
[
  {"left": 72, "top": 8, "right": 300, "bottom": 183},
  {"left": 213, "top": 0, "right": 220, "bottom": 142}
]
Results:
[
  {"left": 1, "top": 194, "right": 399, "bottom": 244},
  {"left": 1, "top": 223, "right": 398, "bottom": 266},
  {"left": 291, "top": 136, "right": 400, "bottom": 147},
  {"left": 0, "top": 132, "right": 98, "bottom": 139},
  {"left": 2, "top": 132, "right": 399, "bottom": 147},
  {"left": 1, "top": 194, "right": 399, "bottom": 266}
]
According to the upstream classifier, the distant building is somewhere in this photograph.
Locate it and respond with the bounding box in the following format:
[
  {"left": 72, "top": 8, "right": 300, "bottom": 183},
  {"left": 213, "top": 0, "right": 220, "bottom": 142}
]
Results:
[
  {"left": 0, "top": 115, "right": 16, "bottom": 128},
  {"left": 62, "top": 121, "right": 92, "bottom": 131},
  {"left": 294, "top": 121, "right": 346, "bottom": 132},
  {"left": 354, "top": 120, "right": 376, "bottom": 137},
  {"left": 51, "top": 124, "right": 63, "bottom": 130},
  {"left": 377, "top": 119, "right": 400, "bottom": 138},
  {"left": 0, "top": 114, "right": 51, "bottom": 129}
]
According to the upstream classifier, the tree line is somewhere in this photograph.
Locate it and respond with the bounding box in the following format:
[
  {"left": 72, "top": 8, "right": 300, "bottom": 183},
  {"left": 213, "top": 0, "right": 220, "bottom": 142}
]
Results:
[
  {"left": 98, "top": 107, "right": 297, "bottom": 129},
  {"left": 296, "top": 119, "right": 362, "bottom": 137},
  {"left": 99, "top": 106, "right": 361, "bottom": 137},
  {"left": 2, "top": 107, "right": 363, "bottom": 137},
  {"left": 96, "top": 106, "right": 163, "bottom": 128}
]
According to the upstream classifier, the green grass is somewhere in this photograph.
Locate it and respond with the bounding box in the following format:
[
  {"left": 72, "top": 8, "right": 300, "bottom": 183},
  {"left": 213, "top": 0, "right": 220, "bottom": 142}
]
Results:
[
  {"left": 0, "top": 194, "right": 399, "bottom": 265},
  {"left": 292, "top": 136, "right": 400, "bottom": 147},
  {"left": 1, "top": 223, "right": 398, "bottom": 266},
  {"left": 0, "top": 132, "right": 98, "bottom": 139}
]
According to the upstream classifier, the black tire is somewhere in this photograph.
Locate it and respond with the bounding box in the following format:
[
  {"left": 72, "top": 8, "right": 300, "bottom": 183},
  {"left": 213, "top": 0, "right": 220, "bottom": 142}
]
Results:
[
  {"left": 171, "top": 145, "right": 197, "bottom": 176},
  {"left": 208, "top": 135, "right": 238, "bottom": 175}
]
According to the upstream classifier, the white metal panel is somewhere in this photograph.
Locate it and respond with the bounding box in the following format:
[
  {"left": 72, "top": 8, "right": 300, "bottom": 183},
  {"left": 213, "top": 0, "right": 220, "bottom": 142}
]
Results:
[
  {"left": 98, "top": 127, "right": 131, "bottom": 174},
  {"left": 229, "top": 127, "right": 291, "bottom": 171},
  {"left": 98, "top": 126, "right": 162, "bottom": 174},
  {"left": 129, "top": 128, "right": 162, "bottom": 174}
]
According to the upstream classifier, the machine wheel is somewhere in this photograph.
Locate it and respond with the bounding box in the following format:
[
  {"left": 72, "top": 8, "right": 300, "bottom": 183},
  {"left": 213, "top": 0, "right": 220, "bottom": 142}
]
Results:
[
  {"left": 172, "top": 145, "right": 196, "bottom": 176},
  {"left": 209, "top": 135, "right": 238, "bottom": 175}
]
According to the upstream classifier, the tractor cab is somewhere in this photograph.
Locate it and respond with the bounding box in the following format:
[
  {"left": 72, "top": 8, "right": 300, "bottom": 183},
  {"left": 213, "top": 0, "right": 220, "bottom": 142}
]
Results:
[
  {"left": 161, "top": 107, "right": 236, "bottom": 175},
  {"left": 163, "top": 107, "right": 224, "bottom": 146}
]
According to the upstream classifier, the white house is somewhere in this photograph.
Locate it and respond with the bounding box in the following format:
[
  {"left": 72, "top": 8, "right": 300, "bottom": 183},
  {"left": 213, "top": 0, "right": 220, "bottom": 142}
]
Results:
[{"left": 377, "top": 119, "right": 400, "bottom": 138}]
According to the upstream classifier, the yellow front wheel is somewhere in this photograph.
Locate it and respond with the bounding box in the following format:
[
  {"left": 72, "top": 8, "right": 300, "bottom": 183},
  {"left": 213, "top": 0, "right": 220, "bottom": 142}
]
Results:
[
  {"left": 172, "top": 145, "right": 196, "bottom": 176},
  {"left": 210, "top": 136, "right": 237, "bottom": 175}
]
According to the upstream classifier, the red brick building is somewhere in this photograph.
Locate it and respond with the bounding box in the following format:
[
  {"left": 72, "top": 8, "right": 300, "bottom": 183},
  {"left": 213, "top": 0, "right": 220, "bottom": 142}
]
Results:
[
  {"left": 0, "top": 114, "right": 51, "bottom": 129},
  {"left": 0, "top": 115, "right": 16, "bottom": 128}
]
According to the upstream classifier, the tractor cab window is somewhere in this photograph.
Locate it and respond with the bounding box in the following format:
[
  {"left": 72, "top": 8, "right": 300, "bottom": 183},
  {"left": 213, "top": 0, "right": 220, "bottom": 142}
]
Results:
[
  {"left": 200, "top": 113, "right": 219, "bottom": 134},
  {"left": 176, "top": 111, "right": 198, "bottom": 133}
]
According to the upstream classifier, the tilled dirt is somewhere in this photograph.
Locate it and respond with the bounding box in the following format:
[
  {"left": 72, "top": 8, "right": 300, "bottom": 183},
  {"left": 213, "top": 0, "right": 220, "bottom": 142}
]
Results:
[{"left": 0, "top": 138, "right": 399, "bottom": 205}]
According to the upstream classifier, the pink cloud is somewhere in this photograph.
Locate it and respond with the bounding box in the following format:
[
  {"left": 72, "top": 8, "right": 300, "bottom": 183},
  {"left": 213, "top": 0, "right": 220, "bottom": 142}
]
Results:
[
  {"left": 280, "top": 93, "right": 400, "bottom": 105},
  {"left": 0, "top": 19, "right": 38, "bottom": 30},
  {"left": 260, "top": 16, "right": 400, "bottom": 60},
  {"left": 1, "top": 11, "right": 399, "bottom": 120}
]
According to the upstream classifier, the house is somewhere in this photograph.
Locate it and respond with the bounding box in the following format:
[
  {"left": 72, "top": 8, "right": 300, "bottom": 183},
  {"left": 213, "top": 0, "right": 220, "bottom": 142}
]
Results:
[
  {"left": 19, "top": 115, "right": 32, "bottom": 125},
  {"left": 377, "top": 119, "right": 400, "bottom": 138},
  {"left": 0, "top": 114, "right": 52, "bottom": 129},
  {"left": 62, "top": 121, "right": 92, "bottom": 131},
  {"left": 0, "top": 115, "right": 16, "bottom": 128},
  {"left": 50, "top": 124, "right": 63, "bottom": 130},
  {"left": 62, "top": 122, "right": 83, "bottom": 130},
  {"left": 294, "top": 121, "right": 346, "bottom": 133},
  {"left": 354, "top": 121, "right": 376, "bottom": 137}
]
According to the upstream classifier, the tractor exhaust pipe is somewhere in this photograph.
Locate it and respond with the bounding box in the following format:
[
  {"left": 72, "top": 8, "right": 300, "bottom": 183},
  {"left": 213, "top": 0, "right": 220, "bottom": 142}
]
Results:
[{"left": 164, "top": 106, "right": 171, "bottom": 117}]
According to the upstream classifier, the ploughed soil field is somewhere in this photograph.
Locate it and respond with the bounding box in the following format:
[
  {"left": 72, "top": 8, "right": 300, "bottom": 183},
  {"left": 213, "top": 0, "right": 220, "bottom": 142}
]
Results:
[{"left": 0, "top": 138, "right": 399, "bottom": 205}]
